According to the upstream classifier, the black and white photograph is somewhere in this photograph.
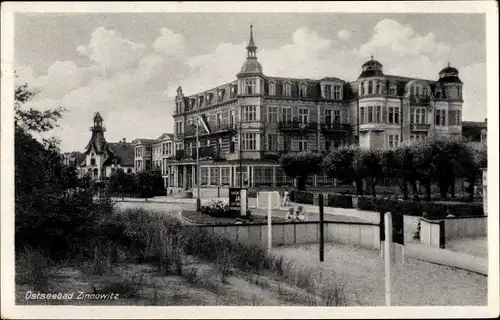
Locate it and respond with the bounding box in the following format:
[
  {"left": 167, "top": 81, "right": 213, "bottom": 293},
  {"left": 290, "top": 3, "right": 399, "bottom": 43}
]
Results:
[{"left": 1, "top": 1, "right": 498, "bottom": 319}]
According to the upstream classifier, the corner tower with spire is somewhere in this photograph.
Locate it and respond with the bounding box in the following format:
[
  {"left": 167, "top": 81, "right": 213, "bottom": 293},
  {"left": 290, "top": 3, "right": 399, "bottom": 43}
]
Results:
[{"left": 237, "top": 25, "right": 264, "bottom": 96}]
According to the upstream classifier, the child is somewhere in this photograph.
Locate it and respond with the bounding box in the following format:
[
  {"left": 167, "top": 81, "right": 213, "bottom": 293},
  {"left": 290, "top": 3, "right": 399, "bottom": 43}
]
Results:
[
  {"left": 285, "top": 207, "right": 296, "bottom": 221},
  {"left": 296, "top": 206, "right": 307, "bottom": 222}
]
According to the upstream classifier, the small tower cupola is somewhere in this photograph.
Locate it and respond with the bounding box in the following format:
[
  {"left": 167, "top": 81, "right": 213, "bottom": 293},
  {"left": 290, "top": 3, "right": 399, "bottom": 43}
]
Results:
[
  {"left": 238, "top": 25, "right": 263, "bottom": 76},
  {"left": 438, "top": 63, "right": 462, "bottom": 83},
  {"left": 93, "top": 112, "right": 103, "bottom": 128},
  {"left": 358, "top": 56, "right": 384, "bottom": 78}
]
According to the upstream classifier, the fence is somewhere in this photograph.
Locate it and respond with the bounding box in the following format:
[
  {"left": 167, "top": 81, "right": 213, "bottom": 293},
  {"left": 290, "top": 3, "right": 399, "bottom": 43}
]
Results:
[
  {"left": 420, "top": 215, "right": 487, "bottom": 248},
  {"left": 196, "top": 220, "right": 381, "bottom": 250}
]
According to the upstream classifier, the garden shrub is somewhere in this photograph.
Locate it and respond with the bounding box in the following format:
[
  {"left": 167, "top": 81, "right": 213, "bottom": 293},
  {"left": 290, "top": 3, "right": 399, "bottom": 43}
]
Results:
[
  {"left": 357, "top": 197, "right": 484, "bottom": 217},
  {"left": 199, "top": 200, "right": 237, "bottom": 218},
  {"left": 326, "top": 194, "right": 353, "bottom": 208},
  {"left": 292, "top": 191, "right": 314, "bottom": 205}
]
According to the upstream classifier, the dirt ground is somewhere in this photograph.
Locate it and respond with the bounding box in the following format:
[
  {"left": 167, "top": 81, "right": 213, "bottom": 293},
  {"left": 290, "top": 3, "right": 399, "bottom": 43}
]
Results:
[
  {"left": 274, "top": 242, "right": 487, "bottom": 306},
  {"left": 446, "top": 237, "right": 488, "bottom": 258}
]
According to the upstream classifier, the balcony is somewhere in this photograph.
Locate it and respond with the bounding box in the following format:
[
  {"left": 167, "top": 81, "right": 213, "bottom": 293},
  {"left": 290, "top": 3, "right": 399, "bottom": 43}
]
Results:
[
  {"left": 410, "top": 123, "right": 431, "bottom": 132},
  {"left": 180, "top": 123, "right": 236, "bottom": 139},
  {"left": 278, "top": 120, "right": 317, "bottom": 133},
  {"left": 174, "top": 146, "right": 226, "bottom": 161},
  {"left": 320, "top": 122, "right": 351, "bottom": 134}
]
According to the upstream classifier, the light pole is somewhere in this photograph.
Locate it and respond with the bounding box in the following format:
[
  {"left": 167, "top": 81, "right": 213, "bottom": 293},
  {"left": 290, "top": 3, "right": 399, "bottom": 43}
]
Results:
[{"left": 196, "top": 116, "right": 201, "bottom": 212}]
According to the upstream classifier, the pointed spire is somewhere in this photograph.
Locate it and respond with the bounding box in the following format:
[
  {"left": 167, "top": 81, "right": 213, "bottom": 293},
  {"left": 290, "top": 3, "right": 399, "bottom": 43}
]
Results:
[{"left": 246, "top": 24, "right": 257, "bottom": 58}]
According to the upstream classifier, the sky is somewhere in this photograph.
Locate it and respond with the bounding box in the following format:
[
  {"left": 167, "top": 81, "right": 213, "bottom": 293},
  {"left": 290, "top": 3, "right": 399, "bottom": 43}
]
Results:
[{"left": 14, "top": 12, "right": 487, "bottom": 152}]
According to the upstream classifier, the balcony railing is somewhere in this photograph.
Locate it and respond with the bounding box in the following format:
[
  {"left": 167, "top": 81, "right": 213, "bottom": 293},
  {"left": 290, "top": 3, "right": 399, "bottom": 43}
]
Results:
[
  {"left": 278, "top": 120, "right": 317, "bottom": 132},
  {"left": 320, "top": 122, "right": 351, "bottom": 133},
  {"left": 173, "top": 146, "right": 225, "bottom": 161},
  {"left": 410, "top": 123, "right": 431, "bottom": 131},
  {"left": 179, "top": 123, "right": 236, "bottom": 138}
]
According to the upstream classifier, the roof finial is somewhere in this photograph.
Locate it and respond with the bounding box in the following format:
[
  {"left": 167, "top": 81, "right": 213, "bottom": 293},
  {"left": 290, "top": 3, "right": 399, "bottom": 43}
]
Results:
[
  {"left": 447, "top": 61, "right": 450, "bottom": 67},
  {"left": 371, "top": 55, "right": 374, "bottom": 60},
  {"left": 246, "top": 24, "right": 257, "bottom": 58}
]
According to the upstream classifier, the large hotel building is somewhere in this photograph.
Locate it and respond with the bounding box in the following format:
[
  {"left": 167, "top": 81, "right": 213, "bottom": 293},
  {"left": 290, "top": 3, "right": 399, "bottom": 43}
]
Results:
[{"left": 80, "top": 26, "right": 470, "bottom": 189}]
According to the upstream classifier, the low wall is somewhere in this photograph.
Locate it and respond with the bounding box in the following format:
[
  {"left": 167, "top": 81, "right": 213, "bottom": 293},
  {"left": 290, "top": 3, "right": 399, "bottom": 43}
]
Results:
[
  {"left": 444, "top": 216, "right": 487, "bottom": 241},
  {"left": 420, "top": 215, "right": 487, "bottom": 248},
  {"left": 196, "top": 220, "right": 380, "bottom": 250}
]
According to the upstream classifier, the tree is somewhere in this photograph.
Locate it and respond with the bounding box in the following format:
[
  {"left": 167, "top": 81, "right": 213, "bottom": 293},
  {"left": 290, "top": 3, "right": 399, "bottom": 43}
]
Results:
[
  {"left": 358, "top": 149, "right": 382, "bottom": 197},
  {"left": 136, "top": 171, "right": 155, "bottom": 200},
  {"left": 322, "top": 145, "right": 364, "bottom": 195},
  {"left": 280, "top": 151, "right": 323, "bottom": 190},
  {"left": 409, "top": 140, "right": 434, "bottom": 201},
  {"left": 108, "top": 168, "right": 127, "bottom": 200},
  {"left": 150, "top": 168, "right": 165, "bottom": 195}
]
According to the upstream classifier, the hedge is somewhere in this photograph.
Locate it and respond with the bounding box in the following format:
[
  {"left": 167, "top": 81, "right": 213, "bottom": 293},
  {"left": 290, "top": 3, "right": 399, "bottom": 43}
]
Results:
[
  {"left": 327, "top": 194, "right": 353, "bottom": 208},
  {"left": 291, "top": 191, "right": 314, "bottom": 205},
  {"left": 357, "top": 197, "right": 484, "bottom": 218}
]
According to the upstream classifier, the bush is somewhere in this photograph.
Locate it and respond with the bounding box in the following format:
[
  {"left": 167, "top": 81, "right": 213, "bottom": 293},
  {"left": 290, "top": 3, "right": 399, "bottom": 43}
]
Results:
[
  {"left": 292, "top": 191, "right": 314, "bottom": 205},
  {"left": 327, "top": 194, "right": 353, "bottom": 208},
  {"left": 199, "top": 200, "right": 236, "bottom": 218},
  {"left": 357, "top": 197, "right": 484, "bottom": 218}
]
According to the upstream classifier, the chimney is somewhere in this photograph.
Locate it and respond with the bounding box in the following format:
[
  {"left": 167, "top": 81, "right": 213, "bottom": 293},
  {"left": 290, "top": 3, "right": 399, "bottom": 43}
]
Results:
[
  {"left": 121, "top": 138, "right": 126, "bottom": 143},
  {"left": 484, "top": 118, "right": 487, "bottom": 125}
]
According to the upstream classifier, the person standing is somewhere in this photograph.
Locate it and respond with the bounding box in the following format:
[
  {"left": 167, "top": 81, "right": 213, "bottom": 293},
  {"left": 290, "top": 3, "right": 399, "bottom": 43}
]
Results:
[{"left": 283, "top": 190, "right": 290, "bottom": 207}]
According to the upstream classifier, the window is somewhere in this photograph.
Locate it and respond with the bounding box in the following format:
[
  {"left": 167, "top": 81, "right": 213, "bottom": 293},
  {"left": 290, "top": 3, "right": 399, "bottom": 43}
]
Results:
[
  {"left": 410, "top": 133, "right": 427, "bottom": 141},
  {"left": 230, "top": 110, "right": 235, "bottom": 126},
  {"left": 230, "top": 137, "right": 236, "bottom": 153},
  {"left": 242, "top": 133, "right": 257, "bottom": 150},
  {"left": 389, "top": 85, "right": 397, "bottom": 96},
  {"left": 325, "top": 109, "right": 333, "bottom": 124},
  {"left": 368, "top": 106, "right": 373, "bottom": 123},
  {"left": 376, "top": 82, "right": 381, "bottom": 94},
  {"left": 200, "top": 167, "right": 208, "bottom": 186},
  {"left": 267, "top": 106, "right": 279, "bottom": 123},
  {"left": 210, "top": 167, "right": 220, "bottom": 185},
  {"left": 334, "top": 110, "right": 341, "bottom": 123},
  {"left": 216, "top": 113, "right": 222, "bottom": 127},
  {"left": 360, "top": 82, "right": 365, "bottom": 95},
  {"left": 299, "top": 83, "right": 307, "bottom": 97},
  {"left": 324, "top": 85, "right": 332, "bottom": 99},
  {"left": 368, "top": 81, "right": 373, "bottom": 94},
  {"left": 410, "top": 108, "right": 427, "bottom": 124},
  {"left": 435, "top": 89, "right": 442, "bottom": 99},
  {"left": 448, "top": 110, "right": 462, "bottom": 125},
  {"left": 283, "top": 83, "right": 292, "bottom": 96},
  {"left": 435, "top": 110, "right": 446, "bottom": 126},
  {"left": 388, "top": 134, "right": 400, "bottom": 148},
  {"left": 298, "top": 108, "right": 309, "bottom": 123},
  {"left": 267, "top": 133, "right": 278, "bottom": 151},
  {"left": 298, "top": 138, "right": 308, "bottom": 152},
  {"left": 360, "top": 107, "right": 365, "bottom": 124},
  {"left": 282, "top": 107, "right": 293, "bottom": 122},
  {"left": 91, "top": 158, "right": 96, "bottom": 166},
  {"left": 245, "top": 79, "right": 257, "bottom": 95},
  {"left": 333, "top": 85, "right": 342, "bottom": 100},
  {"left": 376, "top": 106, "right": 382, "bottom": 123},
  {"left": 221, "top": 167, "right": 230, "bottom": 186},
  {"left": 242, "top": 106, "right": 256, "bottom": 121},
  {"left": 269, "top": 82, "right": 276, "bottom": 95},
  {"left": 423, "top": 87, "right": 428, "bottom": 96},
  {"left": 388, "top": 107, "right": 400, "bottom": 124}
]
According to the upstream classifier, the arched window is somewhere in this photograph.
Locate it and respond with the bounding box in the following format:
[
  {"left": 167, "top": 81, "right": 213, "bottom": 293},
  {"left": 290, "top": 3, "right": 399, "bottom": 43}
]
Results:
[
  {"left": 93, "top": 168, "right": 98, "bottom": 177},
  {"left": 368, "top": 81, "right": 373, "bottom": 94}
]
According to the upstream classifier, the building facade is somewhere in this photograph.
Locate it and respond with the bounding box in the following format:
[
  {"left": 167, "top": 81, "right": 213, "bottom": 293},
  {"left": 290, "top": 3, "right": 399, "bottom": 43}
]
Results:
[
  {"left": 79, "top": 112, "right": 135, "bottom": 180},
  {"left": 462, "top": 119, "right": 487, "bottom": 143},
  {"left": 159, "top": 26, "right": 466, "bottom": 190}
]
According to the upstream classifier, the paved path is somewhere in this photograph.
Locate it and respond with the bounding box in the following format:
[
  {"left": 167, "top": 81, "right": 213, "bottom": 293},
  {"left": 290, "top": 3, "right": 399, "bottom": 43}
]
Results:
[{"left": 405, "top": 243, "right": 488, "bottom": 276}]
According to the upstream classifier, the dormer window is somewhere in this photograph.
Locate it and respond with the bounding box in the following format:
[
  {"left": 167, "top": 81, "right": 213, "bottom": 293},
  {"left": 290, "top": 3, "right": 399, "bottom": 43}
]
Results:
[
  {"left": 207, "top": 93, "right": 213, "bottom": 105},
  {"left": 231, "top": 85, "right": 237, "bottom": 98},
  {"left": 299, "top": 83, "right": 307, "bottom": 97},
  {"left": 190, "top": 98, "right": 196, "bottom": 108},
  {"left": 389, "top": 85, "right": 397, "bottom": 96},
  {"left": 333, "top": 85, "right": 342, "bottom": 100},
  {"left": 199, "top": 95, "right": 204, "bottom": 106},
  {"left": 435, "top": 88, "right": 442, "bottom": 99},
  {"left": 283, "top": 82, "right": 292, "bottom": 96},
  {"left": 269, "top": 81, "right": 276, "bottom": 96}
]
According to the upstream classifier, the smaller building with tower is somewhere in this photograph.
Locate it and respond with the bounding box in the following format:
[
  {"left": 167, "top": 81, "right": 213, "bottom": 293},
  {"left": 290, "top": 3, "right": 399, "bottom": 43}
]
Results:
[{"left": 79, "top": 112, "right": 135, "bottom": 180}]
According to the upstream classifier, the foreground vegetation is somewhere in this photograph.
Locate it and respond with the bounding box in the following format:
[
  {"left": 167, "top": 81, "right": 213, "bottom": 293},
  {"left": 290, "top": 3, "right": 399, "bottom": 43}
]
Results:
[{"left": 14, "top": 82, "right": 347, "bottom": 306}]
